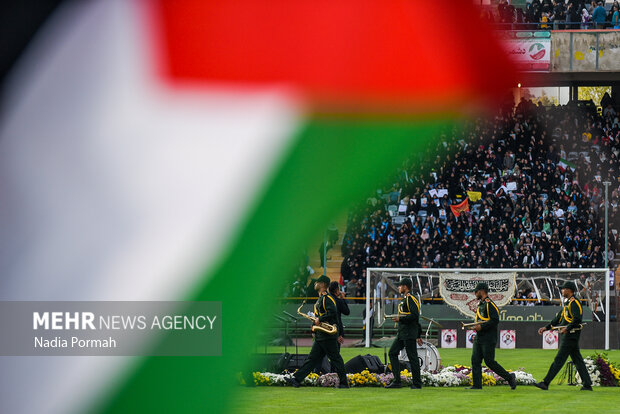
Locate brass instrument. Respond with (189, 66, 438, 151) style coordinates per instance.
(383, 313, 399, 328)
(297, 300, 338, 335)
(460, 320, 488, 330)
(550, 323, 585, 333)
(382, 312, 443, 328)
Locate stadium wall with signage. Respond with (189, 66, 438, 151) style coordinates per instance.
(438, 321, 611, 349)
(551, 31, 620, 72)
(499, 31, 551, 72)
(497, 30, 620, 73)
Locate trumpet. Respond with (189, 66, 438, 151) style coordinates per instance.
(297, 300, 338, 335)
(550, 323, 585, 333)
(460, 320, 488, 330)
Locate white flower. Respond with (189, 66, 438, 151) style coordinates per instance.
(576, 360, 600, 387)
(513, 370, 536, 385)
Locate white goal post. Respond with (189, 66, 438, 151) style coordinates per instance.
(365, 268, 611, 349)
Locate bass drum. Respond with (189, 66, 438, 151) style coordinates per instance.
(398, 340, 441, 371)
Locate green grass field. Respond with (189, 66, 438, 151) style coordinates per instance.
(231, 347, 620, 414)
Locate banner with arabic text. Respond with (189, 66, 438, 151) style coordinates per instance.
(439, 272, 516, 317)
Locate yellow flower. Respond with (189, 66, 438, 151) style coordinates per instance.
(253, 372, 270, 386)
(481, 373, 496, 386)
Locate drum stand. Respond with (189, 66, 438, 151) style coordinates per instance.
(423, 320, 432, 371)
(422, 317, 442, 371)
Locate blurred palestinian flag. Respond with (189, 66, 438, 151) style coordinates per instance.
(0, 0, 514, 413)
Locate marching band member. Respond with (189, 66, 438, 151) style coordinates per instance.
(286, 275, 349, 388)
(468, 282, 517, 390)
(329, 281, 350, 349)
(535, 281, 592, 391)
(386, 279, 423, 389)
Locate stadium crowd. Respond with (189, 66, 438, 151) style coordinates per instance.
(337, 94, 619, 301)
(486, 0, 620, 30)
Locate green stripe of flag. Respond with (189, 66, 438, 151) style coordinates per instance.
(96, 117, 452, 413)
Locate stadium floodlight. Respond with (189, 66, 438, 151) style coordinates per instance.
(365, 268, 610, 348)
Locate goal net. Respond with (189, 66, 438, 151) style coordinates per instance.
(365, 267, 610, 348)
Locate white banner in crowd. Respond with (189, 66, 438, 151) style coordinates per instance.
(429, 189, 449, 198)
(466, 330, 476, 349)
(542, 330, 559, 349)
(499, 330, 516, 349)
(439, 272, 517, 317)
(441, 329, 457, 348)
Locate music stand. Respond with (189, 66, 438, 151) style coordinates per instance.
(273, 314, 289, 353)
(282, 311, 298, 356)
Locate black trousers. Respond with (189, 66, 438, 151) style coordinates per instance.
(294, 339, 347, 385)
(388, 338, 422, 387)
(543, 337, 592, 387)
(329, 341, 341, 373)
(471, 340, 511, 388)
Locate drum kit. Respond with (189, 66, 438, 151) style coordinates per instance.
(398, 340, 441, 371)
(379, 307, 443, 371)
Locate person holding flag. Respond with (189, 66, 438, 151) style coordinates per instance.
(451, 198, 470, 217)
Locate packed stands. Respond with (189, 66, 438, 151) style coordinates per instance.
(338, 97, 619, 302)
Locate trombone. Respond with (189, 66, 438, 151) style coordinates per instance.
(460, 320, 488, 330)
(550, 323, 585, 333)
(381, 312, 399, 328)
(296, 300, 338, 335)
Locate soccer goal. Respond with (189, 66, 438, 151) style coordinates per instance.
(365, 268, 611, 349)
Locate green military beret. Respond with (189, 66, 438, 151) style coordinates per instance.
(474, 282, 489, 293)
(398, 278, 412, 289)
(560, 281, 577, 292)
(317, 275, 331, 286)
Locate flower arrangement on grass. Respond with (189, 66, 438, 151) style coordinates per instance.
(252, 365, 535, 388)
(575, 353, 620, 387)
(252, 372, 290, 386)
(348, 369, 380, 387)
